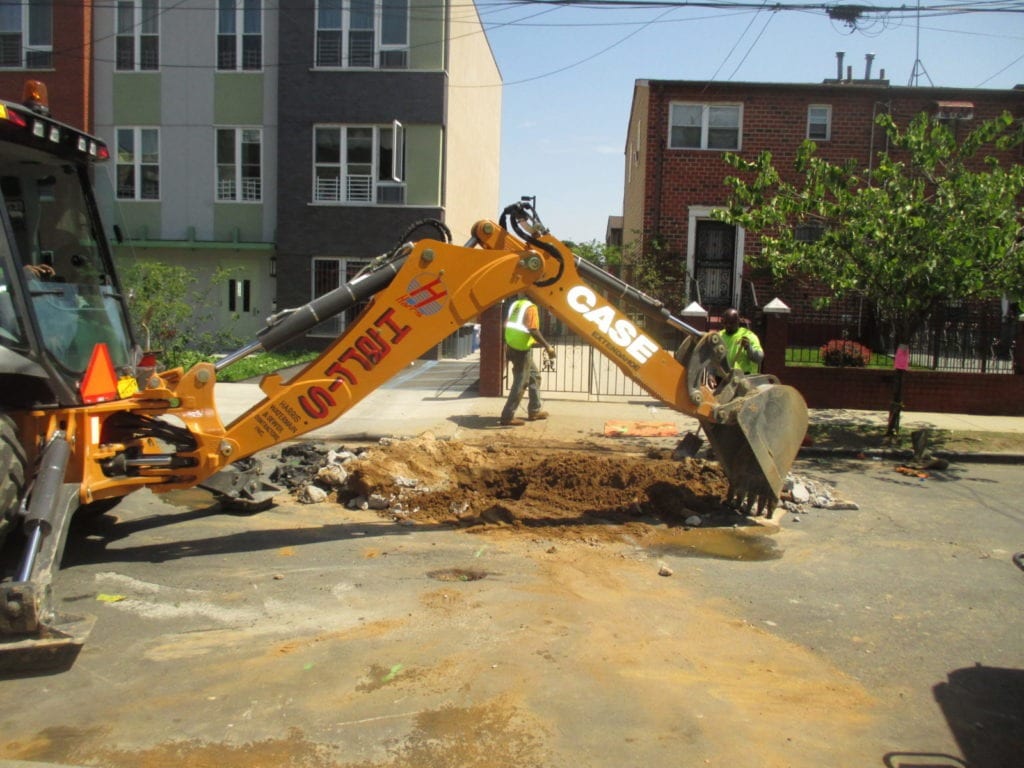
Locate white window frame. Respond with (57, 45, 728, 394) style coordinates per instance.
(217, 0, 262, 72)
(0, 0, 52, 70)
(115, 127, 160, 201)
(115, 0, 159, 71)
(314, 0, 409, 70)
(312, 123, 405, 205)
(668, 102, 742, 151)
(216, 127, 262, 203)
(807, 104, 832, 141)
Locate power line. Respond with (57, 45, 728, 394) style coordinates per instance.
(28, 1, 1024, 89)
(727, 6, 776, 79)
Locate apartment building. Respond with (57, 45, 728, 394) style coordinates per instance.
(0, 1, 92, 129)
(275, 0, 501, 344)
(623, 61, 1023, 318)
(87, 0, 500, 345)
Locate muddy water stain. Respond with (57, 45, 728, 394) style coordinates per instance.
(427, 567, 488, 582)
(162, 487, 220, 509)
(646, 527, 782, 561)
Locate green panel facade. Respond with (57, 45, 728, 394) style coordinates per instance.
(405, 125, 443, 205)
(409, 0, 445, 70)
(115, 202, 162, 241)
(214, 74, 264, 124)
(214, 204, 265, 243)
(112, 74, 161, 124)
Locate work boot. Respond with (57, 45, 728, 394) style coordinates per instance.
(500, 417, 525, 426)
(527, 410, 548, 421)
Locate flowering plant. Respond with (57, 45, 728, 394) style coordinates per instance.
(820, 339, 872, 367)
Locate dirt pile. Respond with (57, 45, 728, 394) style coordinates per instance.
(270, 434, 738, 537)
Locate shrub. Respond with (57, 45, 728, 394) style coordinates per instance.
(118, 260, 241, 370)
(820, 339, 872, 367)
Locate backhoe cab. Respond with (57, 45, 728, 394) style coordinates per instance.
(0, 83, 808, 673)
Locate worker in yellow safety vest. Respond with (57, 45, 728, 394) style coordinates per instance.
(720, 307, 764, 374)
(500, 295, 556, 426)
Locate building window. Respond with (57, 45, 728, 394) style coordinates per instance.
(218, 0, 261, 71)
(228, 278, 251, 313)
(807, 105, 831, 141)
(935, 100, 975, 122)
(216, 128, 262, 202)
(313, 123, 405, 204)
(116, 127, 160, 200)
(0, 0, 52, 69)
(315, 0, 409, 69)
(310, 257, 371, 336)
(669, 103, 741, 150)
(116, 0, 159, 71)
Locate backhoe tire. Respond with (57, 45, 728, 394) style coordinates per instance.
(0, 414, 28, 546)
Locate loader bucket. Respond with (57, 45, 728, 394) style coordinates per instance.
(700, 382, 808, 517)
(0, 613, 95, 677)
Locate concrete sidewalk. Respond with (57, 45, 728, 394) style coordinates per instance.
(212, 359, 1024, 449)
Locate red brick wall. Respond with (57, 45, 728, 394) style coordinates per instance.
(778, 366, 1024, 416)
(761, 313, 1024, 416)
(0, 5, 89, 130)
(478, 304, 504, 396)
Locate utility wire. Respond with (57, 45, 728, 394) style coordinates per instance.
(488, 5, 679, 85)
(30, 1, 1024, 88)
(975, 48, 1024, 85)
(727, 6, 776, 79)
(704, 0, 768, 84)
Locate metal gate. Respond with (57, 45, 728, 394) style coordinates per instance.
(502, 331, 650, 399)
(497, 300, 688, 399)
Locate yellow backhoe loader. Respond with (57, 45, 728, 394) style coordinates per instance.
(0, 83, 807, 672)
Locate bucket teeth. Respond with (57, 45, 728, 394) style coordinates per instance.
(701, 382, 807, 521)
(726, 485, 777, 518)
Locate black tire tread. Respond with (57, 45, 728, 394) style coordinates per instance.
(0, 413, 28, 534)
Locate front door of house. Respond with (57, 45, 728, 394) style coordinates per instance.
(694, 219, 735, 313)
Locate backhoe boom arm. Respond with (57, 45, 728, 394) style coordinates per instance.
(1, 204, 807, 665)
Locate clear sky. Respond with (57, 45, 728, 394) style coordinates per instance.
(472, 1, 1024, 244)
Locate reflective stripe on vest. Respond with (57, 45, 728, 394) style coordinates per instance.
(504, 299, 535, 351)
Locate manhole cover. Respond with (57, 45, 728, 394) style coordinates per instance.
(427, 568, 487, 582)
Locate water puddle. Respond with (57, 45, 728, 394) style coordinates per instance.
(162, 487, 218, 509)
(645, 527, 782, 561)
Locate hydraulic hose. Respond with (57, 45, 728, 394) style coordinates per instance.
(573, 257, 703, 338)
(255, 256, 406, 352)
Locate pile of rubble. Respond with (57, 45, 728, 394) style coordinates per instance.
(269, 443, 364, 505)
(779, 474, 860, 518)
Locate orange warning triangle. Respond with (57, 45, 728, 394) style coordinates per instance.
(81, 343, 119, 403)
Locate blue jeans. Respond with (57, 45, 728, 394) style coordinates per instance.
(501, 347, 543, 420)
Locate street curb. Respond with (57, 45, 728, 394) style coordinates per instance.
(798, 447, 1024, 465)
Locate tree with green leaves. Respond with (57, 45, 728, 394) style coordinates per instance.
(714, 111, 1024, 344)
(118, 259, 241, 369)
(566, 239, 622, 273)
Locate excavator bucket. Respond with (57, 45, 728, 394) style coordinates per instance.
(700, 382, 808, 517)
(0, 614, 96, 677)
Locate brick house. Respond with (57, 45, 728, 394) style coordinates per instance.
(616, 65, 1024, 415)
(0, 0, 91, 129)
(621, 67, 1024, 321)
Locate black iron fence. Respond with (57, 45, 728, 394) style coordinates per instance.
(782, 299, 1018, 374)
(498, 296, 1020, 399)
